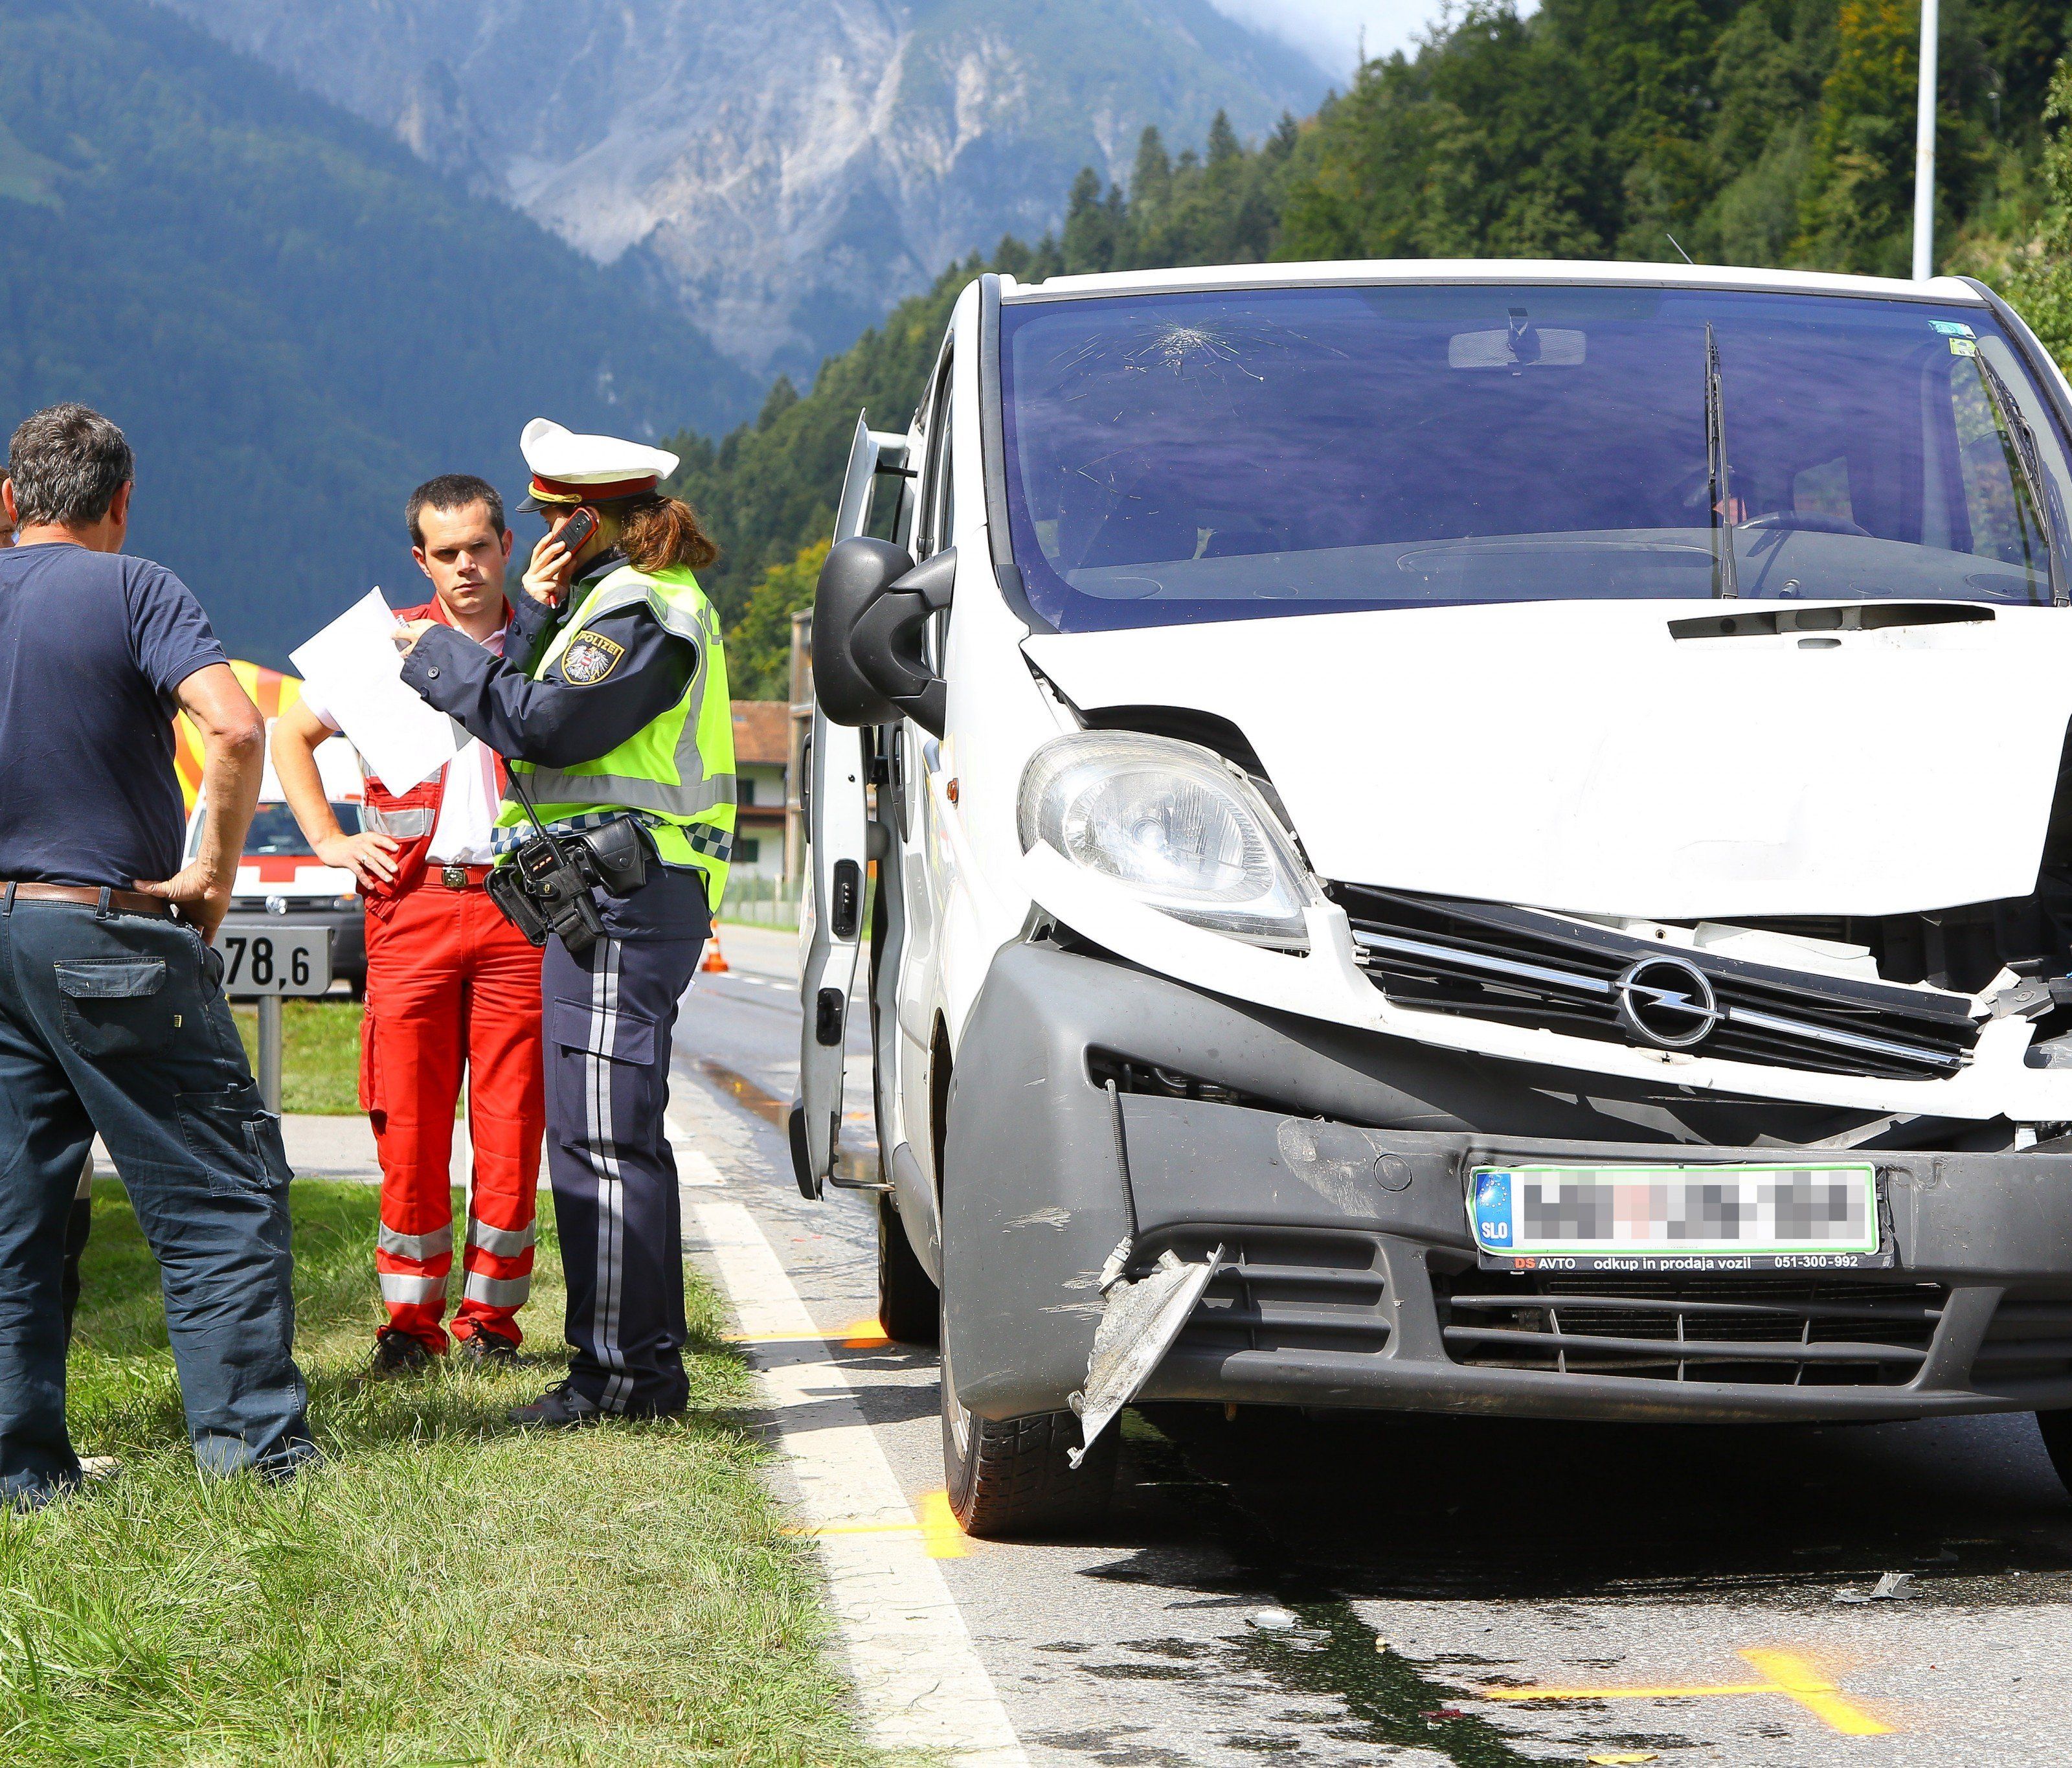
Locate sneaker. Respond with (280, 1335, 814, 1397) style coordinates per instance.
(456, 1330, 520, 1369)
(363, 1332, 436, 1381)
(76, 1455, 121, 1484)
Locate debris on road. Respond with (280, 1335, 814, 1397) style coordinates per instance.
(1247, 1608, 1299, 1631)
(1588, 1754, 1660, 1765)
(1834, 1570, 1920, 1603)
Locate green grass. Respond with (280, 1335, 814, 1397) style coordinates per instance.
(0, 1181, 881, 1767)
(231, 999, 363, 1115)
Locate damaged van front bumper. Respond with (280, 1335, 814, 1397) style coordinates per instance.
(941, 944, 2072, 1429)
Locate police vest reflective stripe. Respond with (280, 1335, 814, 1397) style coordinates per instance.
(496, 563, 736, 906)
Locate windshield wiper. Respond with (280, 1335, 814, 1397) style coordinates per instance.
(1706, 322, 1739, 599)
(1975, 353, 2070, 607)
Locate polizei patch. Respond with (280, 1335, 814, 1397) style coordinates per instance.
(559, 629, 626, 685)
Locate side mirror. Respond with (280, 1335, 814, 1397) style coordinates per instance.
(851, 549, 955, 737)
(813, 536, 912, 726)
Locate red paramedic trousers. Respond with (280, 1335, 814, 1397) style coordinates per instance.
(362, 876, 546, 1350)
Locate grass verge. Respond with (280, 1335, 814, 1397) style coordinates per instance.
(231, 998, 363, 1114)
(0, 1180, 878, 1767)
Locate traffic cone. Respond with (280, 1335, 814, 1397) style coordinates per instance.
(701, 924, 729, 974)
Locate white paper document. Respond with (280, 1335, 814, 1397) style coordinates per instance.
(289, 588, 462, 793)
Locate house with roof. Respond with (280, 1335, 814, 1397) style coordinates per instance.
(729, 701, 790, 881)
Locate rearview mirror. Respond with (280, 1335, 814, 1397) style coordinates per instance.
(813, 536, 912, 726)
(812, 538, 956, 736)
(851, 548, 955, 737)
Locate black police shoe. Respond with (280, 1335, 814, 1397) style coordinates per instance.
(455, 1329, 520, 1369)
(363, 1332, 435, 1381)
(506, 1379, 686, 1427)
(506, 1379, 605, 1427)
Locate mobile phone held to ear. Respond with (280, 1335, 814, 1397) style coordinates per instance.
(554, 505, 600, 555)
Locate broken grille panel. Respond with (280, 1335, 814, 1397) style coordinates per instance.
(1432, 1269, 1946, 1386)
(1334, 884, 1980, 1081)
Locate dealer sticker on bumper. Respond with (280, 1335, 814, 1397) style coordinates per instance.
(1469, 1162, 1888, 1271)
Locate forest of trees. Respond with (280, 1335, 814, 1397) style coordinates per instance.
(673, 0, 2072, 696)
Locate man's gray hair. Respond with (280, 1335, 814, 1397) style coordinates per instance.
(6, 404, 135, 528)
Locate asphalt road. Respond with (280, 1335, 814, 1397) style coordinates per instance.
(674, 925, 2072, 1767)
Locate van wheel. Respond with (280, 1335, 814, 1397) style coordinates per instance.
(877, 1192, 939, 1345)
(941, 1317, 1116, 1539)
(2038, 1410, 2072, 1495)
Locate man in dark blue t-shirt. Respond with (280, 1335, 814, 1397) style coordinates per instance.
(0, 404, 316, 1505)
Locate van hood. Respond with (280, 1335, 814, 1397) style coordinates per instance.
(1022, 600, 2072, 920)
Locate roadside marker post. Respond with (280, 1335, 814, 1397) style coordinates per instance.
(212, 921, 333, 1111)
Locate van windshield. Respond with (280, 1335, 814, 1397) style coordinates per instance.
(997, 284, 2072, 631)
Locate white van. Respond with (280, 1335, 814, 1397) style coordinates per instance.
(793, 260, 2072, 1537)
(185, 723, 366, 993)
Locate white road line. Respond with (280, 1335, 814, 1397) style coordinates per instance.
(667, 1118, 727, 1188)
(681, 1186, 1027, 1767)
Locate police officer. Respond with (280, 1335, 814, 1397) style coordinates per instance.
(398, 419, 734, 1425)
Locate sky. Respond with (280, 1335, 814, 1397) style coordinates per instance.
(1207, 0, 1463, 75)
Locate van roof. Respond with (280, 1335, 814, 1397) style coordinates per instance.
(997, 259, 1990, 308)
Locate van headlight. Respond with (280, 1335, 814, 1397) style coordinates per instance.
(1017, 732, 1316, 949)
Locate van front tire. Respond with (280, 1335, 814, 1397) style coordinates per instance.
(941, 1316, 1116, 1538)
(876, 1191, 940, 1345)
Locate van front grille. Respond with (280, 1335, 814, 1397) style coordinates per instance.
(1334, 884, 1979, 1081)
(1432, 1269, 1947, 1385)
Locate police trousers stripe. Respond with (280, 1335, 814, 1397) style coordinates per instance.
(464, 1217, 535, 1259)
(587, 938, 631, 1410)
(462, 1271, 532, 1308)
(379, 1271, 447, 1305)
(379, 1223, 454, 1262)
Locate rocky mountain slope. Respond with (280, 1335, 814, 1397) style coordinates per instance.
(148, 0, 1327, 379)
(3, 0, 758, 666)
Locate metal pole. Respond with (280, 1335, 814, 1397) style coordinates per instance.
(258, 993, 283, 1113)
(1912, 0, 1939, 280)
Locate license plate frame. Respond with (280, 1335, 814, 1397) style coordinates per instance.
(1467, 1161, 1891, 1273)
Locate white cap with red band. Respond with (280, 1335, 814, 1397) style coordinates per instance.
(519, 417, 681, 510)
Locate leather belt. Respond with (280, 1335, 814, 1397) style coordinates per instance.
(433, 864, 495, 890)
(1, 881, 179, 920)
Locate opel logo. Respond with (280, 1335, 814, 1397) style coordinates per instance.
(1614, 954, 1724, 1050)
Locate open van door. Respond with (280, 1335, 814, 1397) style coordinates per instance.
(789, 414, 908, 1197)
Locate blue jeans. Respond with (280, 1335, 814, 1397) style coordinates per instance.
(0, 896, 316, 1503)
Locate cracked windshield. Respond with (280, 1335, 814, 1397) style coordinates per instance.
(1001, 284, 2072, 629)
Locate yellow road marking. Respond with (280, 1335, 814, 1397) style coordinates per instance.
(1739, 1648, 1894, 1736)
(1480, 1648, 1893, 1738)
(783, 1488, 971, 1559)
(725, 1315, 892, 1350)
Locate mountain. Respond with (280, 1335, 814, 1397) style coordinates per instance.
(0, 0, 758, 668)
(692, 0, 2072, 692)
(146, 0, 1330, 381)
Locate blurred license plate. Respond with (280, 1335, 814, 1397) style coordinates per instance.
(1469, 1162, 1886, 1271)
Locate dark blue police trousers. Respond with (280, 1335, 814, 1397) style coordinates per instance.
(0, 897, 316, 1504)
(540, 870, 708, 1414)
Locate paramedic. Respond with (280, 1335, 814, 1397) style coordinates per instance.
(273, 475, 548, 1376)
(398, 420, 734, 1425)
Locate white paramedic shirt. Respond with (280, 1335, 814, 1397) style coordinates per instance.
(301, 626, 505, 865)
